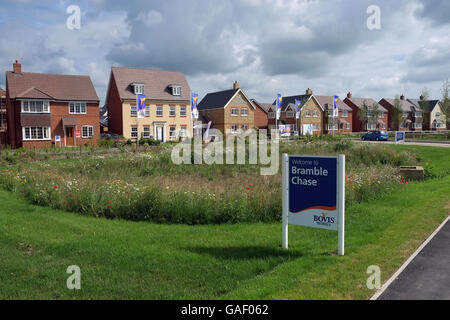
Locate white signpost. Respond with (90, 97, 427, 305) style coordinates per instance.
(282, 153, 345, 255)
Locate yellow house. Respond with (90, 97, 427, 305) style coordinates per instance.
(105, 67, 192, 141)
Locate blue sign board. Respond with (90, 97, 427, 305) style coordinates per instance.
(395, 131, 405, 144)
(287, 155, 338, 230)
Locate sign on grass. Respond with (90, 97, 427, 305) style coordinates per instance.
(282, 154, 345, 255)
(395, 131, 405, 144)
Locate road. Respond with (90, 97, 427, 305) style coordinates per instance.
(377, 218, 450, 300)
(354, 140, 450, 148)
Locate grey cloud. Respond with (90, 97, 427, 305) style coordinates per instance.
(414, 0, 450, 25)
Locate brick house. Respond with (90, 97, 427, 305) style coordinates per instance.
(343, 93, 388, 132)
(268, 88, 325, 135)
(250, 99, 270, 130)
(105, 67, 192, 142)
(0, 88, 6, 132)
(407, 97, 446, 131)
(379, 95, 421, 131)
(6, 60, 100, 148)
(197, 81, 256, 135)
(314, 95, 353, 134)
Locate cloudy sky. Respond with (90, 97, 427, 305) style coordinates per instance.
(0, 0, 449, 105)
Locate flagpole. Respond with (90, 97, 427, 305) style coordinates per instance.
(136, 94, 139, 142)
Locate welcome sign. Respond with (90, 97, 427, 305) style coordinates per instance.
(288, 156, 338, 230)
(282, 154, 345, 255)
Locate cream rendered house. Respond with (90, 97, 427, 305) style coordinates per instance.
(105, 67, 192, 142)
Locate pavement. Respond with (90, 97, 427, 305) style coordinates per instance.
(355, 140, 450, 148)
(377, 217, 450, 300)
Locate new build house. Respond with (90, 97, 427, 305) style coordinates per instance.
(197, 81, 256, 135)
(344, 93, 388, 132)
(379, 95, 421, 131)
(407, 98, 446, 131)
(105, 67, 192, 142)
(5, 60, 100, 148)
(315, 95, 353, 133)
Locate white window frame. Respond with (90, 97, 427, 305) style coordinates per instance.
(22, 126, 51, 141)
(134, 84, 144, 95)
(21, 100, 50, 113)
(180, 126, 187, 138)
(379, 111, 384, 118)
(313, 110, 318, 118)
(145, 105, 150, 117)
(69, 102, 87, 115)
(402, 111, 408, 118)
(130, 105, 137, 117)
(305, 110, 311, 117)
(241, 108, 248, 117)
(414, 112, 422, 118)
(268, 111, 275, 119)
(142, 126, 150, 138)
(131, 126, 138, 139)
(231, 124, 238, 133)
(342, 110, 348, 117)
(414, 122, 422, 129)
(169, 106, 176, 117)
(169, 126, 176, 139)
(312, 123, 319, 131)
(346, 123, 350, 130)
(241, 124, 248, 131)
(172, 86, 181, 96)
(156, 106, 163, 117)
(231, 108, 238, 116)
(180, 106, 187, 117)
(81, 125, 94, 138)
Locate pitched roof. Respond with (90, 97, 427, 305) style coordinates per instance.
(273, 94, 313, 111)
(314, 95, 352, 111)
(197, 89, 238, 110)
(251, 99, 272, 113)
(346, 97, 387, 112)
(6, 71, 99, 101)
(408, 99, 440, 112)
(111, 67, 190, 101)
(380, 98, 414, 112)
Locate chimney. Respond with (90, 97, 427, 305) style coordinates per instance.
(233, 81, 240, 90)
(13, 60, 22, 74)
(306, 88, 313, 95)
(400, 94, 405, 100)
(419, 95, 424, 101)
(347, 92, 352, 99)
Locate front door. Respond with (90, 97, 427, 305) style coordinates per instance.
(156, 126, 164, 142)
(65, 126, 74, 146)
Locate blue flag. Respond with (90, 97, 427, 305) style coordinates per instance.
(137, 94, 146, 118)
(333, 95, 339, 117)
(191, 93, 199, 119)
(276, 94, 282, 120)
(295, 99, 302, 119)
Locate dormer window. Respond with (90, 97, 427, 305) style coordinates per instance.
(133, 83, 144, 95)
(170, 85, 181, 96)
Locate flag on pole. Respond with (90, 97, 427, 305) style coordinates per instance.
(295, 99, 302, 119)
(137, 94, 146, 118)
(276, 94, 282, 120)
(204, 121, 212, 142)
(191, 93, 199, 119)
(333, 95, 339, 117)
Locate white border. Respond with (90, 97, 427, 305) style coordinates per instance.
(370, 214, 450, 300)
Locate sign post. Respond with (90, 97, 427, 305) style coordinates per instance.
(282, 153, 345, 255)
(395, 131, 405, 144)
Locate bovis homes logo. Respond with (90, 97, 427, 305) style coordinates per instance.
(313, 212, 336, 227)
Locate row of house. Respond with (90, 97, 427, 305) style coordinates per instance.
(2, 60, 447, 148)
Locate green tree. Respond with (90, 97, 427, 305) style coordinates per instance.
(441, 79, 450, 129)
(391, 95, 403, 131)
(418, 87, 430, 130)
(357, 100, 369, 130)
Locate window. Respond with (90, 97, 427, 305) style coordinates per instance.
(313, 110, 319, 117)
(69, 102, 86, 114)
(312, 124, 319, 131)
(172, 86, 181, 96)
(241, 108, 248, 116)
(180, 125, 187, 137)
(368, 123, 377, 130)
(130, 105, 137, 117)
(23, 126, 50, 140)
(268, 111, 275, 119)
(379, 112, 384, 118)
(145, 105, 150, 117)
(231, 108, 238, 116)
(134, 84, 144, 95)
(22, 100, 50, 113)
(81, 126, 94, 138)
(131, 126, 138, 139)
(156, 106, 163, 117)
(402, 111, 408, 118)
(414, 122, 422, 129)
(286, 109, 294, 118)
(142, 126, 150, 138)
(346, 123, 350, 130)
(381, 123, 386, 129)
(241, 124, 248, 131)
(169, 126, 176, 139)
(342, 111, 348, 117)
(169, 106, 176, 117)
(231, 124, 238, 133)
(436, 112, 441, 117)
(305, 110, 311, 117)
(180, 106, 187, 117)
(414, 112, 422, 118)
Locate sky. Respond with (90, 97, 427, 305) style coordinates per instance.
(0, 0, 449, 106)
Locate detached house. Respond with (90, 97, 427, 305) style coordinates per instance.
(314, 95, 353, 133)
(268, 88, 324, 135)
(6, 60, 100, 148)
(250, 99, 270, 130)
(105, 67, 192, 142)
(344, 93, 388, 132)
(197, 81, 256, 135)
(408, 97, 446, 131)
(379, 95, 421, 131)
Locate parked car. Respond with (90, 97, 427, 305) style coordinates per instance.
(361, 130, 389, 141)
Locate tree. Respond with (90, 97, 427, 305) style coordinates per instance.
(418, 87, 430, 130)
(441, 79, 450, 129)
(369, 102, 380, 129)
(391, 95, 403, 131)
(357, 100, 369, 130)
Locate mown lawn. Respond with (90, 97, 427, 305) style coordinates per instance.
(0, 145, 449, 299)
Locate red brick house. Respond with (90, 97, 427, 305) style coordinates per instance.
(0, 88, 6, 132)
(6, 60, 100, 148)
(250, 99, 270, 130)
(314, 95, 353, 134)
(343, 93, 388, 132)
(379, 95, 422, 131)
